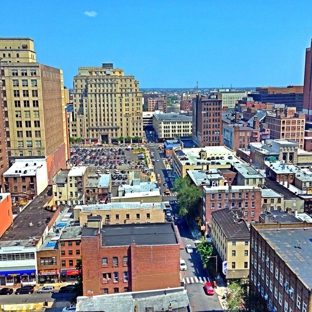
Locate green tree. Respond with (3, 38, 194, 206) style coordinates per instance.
(125, 136, 131, 142)
(69, 137, 75, 144)
(224, 280, 245, 312)
(133, 136, 140, 143)
(117, 136, 123, 142)
(173, 176, 201, 218)
(196, 238, 213, 268)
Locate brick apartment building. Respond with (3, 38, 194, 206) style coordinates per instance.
(202, 185, 262, 226)
(250, 222, 312, 312)
(192, 95, 222, 147)
(81, 222, 180, 295)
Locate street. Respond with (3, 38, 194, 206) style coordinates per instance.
(146, 142, 223, 312)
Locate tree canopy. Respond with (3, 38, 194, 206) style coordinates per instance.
(173, 176, 201, 218)
(224, 280, 245, 312)
(196, 238, 213, 268)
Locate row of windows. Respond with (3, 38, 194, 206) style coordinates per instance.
(211, 201, 256, 209)
(211, 192, 255, 200)
(40, 257, 56, 265)
(61, 259, 79, 267)
(61, 250, 80, 256)
(12, 79, 37, 87)
(102, 256, 128, 267)
(60, 240, 80, 247)
(12, 90, 38, 97)
(0, 253, 35, 261)
(102, 287, 128, 294)
(17, 140, 41, 147)
(15, 100, 39, 107)
(251, 271, 307, 312)
(17, 130, 41, 138)
(16, 120, 40, 127)
(102, 271, 128, 283)
(11, 69, 37, 76)
(15, 110, 40, 118)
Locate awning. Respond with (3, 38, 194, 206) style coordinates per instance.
(0, 269, 36, 277)
(66, 269, 80, 276)
(39, 269, 59, 276)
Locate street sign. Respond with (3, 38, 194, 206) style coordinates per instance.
(222, 261, 228, 275)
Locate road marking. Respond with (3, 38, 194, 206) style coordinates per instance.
(194, 276, 199, 283)
(186, 277, 190, 284)
(203, 277, 207, 282)
(190, 277, 194, 283)
(184, 276, 210, 284)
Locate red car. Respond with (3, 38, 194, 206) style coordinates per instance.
(204, 282, 214, 295)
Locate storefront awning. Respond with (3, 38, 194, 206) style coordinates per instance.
(66, 269, 80, 276)
(39, 269, 59, 275)
(0, 269, 36, 277)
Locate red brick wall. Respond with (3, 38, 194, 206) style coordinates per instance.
(130, 243, 180, 291)
(81, 235, 181, 295)
(0, 194, 12, 237)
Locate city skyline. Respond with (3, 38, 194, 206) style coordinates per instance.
(2, 1, 312, 88)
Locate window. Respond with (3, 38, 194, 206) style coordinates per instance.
(35, 140, 41, 147)
(24, 100, 30, 107)
(32, 90, 38, 97)
(34, 120, 40, 127)
(136, 213, 140, 220)
(60, 241, 65, 246)
(33, 110, 39, 118)
(14, 100, 21, 107)
(69, 260, 73, 266)
(68, 250, 73, 255)
(22, 79, 28, 87)
(33, 100, 39, 107)
(17, 131, 23, 138)
(30, 69, 36, 76)
(270, 280, 273, 292)
(275, 267, 278, 280)
(279, 292, 282, 306)
(279, 273, 283, 286)
(14, 90, 20, 97)
(21, 69, 27, 76)
(61, 250, 65, 256)
(76, 250, 80, 255)
(113, 257, 118, 267)
(62, 260, 66, 266)
(232, 250, 236, 256)
(24, 111, 30, 118)
(211, 203, 215, 209)
(31, 79, 37, 87)
(102, 257, 108, 266)
(115, 214, 119, 220)
(270, 261, 273, 273)
(12, 79, 19, 87)
(26, 131, 32, 137)
(103, 288, 108, 294)
(35, 130, 41, 137)
(68, 241, 72, 246)
(102, 272, 111, 281)
(124, 287, 129, 292)
(15, 111, 21, 118)
(266, 275, 269, 286)
(244, 262, 248, 269)
(296, 295, 301, 309)
(244, 250, 248, 256)
(16, 121, 22, 128)
(123, 256, 128, 266)
(23, 90, 29, 97)
(114, 288, 119, 293)
(147, 213, 150, 219)
(113, 272, 118, 283)
(123, 271, 128, 282)
(302, 302, 307, 312)
(12, 69, 18, 76)
(245, 241, 248, 246)
(211, 194, 215, 199)
(232, 262, 236, 269)
(232, 241, 236, 246)
(40, 257, 57, 265)
(274, 287, 278, 299)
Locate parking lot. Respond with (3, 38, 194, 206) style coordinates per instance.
(69, 146, 152, 191)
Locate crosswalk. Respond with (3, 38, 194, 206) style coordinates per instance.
(182, 276, 210, 284)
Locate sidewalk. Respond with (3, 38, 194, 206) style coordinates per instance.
(214, 276, 228, 311)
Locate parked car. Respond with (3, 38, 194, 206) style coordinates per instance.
(0, 287, 13, 295)
(59, 285, 76, 293)
(186, 244, 193, 254)
(180, 259, 187, 271)
(37, 286, 55, 293)
(62, 304, 76, 312)
(15, 286, 34, 295)
(204, 282, 214, 295)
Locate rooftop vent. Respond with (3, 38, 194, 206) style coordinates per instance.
(29, 222, 33, 227)
(25, 163, 28, 167)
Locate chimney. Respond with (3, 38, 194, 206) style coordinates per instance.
(235, 112, 240, 123)
(253, 116, 260, 130)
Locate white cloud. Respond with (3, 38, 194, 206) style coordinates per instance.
(84, 11, 98, 17)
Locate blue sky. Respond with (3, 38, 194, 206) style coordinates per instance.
(2, 1, 312, 88)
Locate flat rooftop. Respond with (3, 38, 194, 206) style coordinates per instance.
(265, 177, 300, 200)
(203, 185, 261, 194)
(259, 210, 301, 224)
(76, 287, 189, 312)
(82, 223, 178, 247)
(4, 159, 46, 177)
(261, 189, 283, 198)
(76, 202, 165, 213)
(154, 113, 192, 122)
(0, 186, 55, 247)
(233, 163, 263, 179)
(258, 227, 312, 289)
(60, 225, 83, 241)
(187, 169, 225, 186)
(68, 166, 87, 177)
(53, 170, 69, 184)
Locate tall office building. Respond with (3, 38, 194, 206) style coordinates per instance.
(303, 40, 312, 121)
(0, 38, 68, 184)
(70, 63, 143, 144)
(192, 95, 222, 147)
